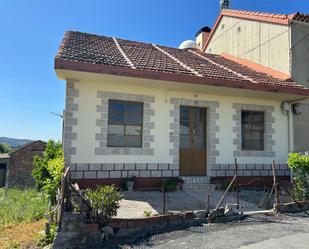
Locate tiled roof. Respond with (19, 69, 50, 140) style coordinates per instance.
(55, 31, 309, 96)
(292, 12, 309, 23)
(222, 9, 290, 22)
(219, 9, 309, 25)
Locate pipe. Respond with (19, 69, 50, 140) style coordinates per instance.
(283, 97, 309, 182)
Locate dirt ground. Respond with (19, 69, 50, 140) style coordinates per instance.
(0, 220, 45, 249)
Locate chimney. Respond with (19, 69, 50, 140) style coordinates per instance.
(195, 26, 211, 51)
(220, 0, 231, 11)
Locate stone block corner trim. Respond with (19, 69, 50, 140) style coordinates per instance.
(95, 91, 155, 155)
(63, 79, 79, 165)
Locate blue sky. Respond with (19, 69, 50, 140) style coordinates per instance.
(0, 0, 308, 141)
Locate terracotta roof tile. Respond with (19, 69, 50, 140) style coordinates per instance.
(221, 9, 290, 22)
(292, 12, 309, 23)
(55, 31, 309, 95)
(117, 38, 193, 75)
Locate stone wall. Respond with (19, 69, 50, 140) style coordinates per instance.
(6, 141, 46, 188)
(53, 211, 205, 248)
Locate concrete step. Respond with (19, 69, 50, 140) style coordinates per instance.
(181, 176, 210, 184)
(184, 184, 210, 188)
(181, 176, 211, 191)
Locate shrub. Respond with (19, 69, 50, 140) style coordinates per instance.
(287, 153, 309, 200)
(164, 179, 177, 192)
(0, 188, 48, 228)
(32, 139, 64, 203)
(0, 143, 10, 153)
(37, 223, 57, 247)
(42, 157, 65, 203)
(84, 185, 123, 225)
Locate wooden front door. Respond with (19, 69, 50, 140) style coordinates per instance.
(179, 106, 207, 176)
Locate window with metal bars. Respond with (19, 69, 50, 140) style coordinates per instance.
(241, 111, 265, 151)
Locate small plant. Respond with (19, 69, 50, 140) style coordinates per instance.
(143, 210, 152, 217)
(287, 153, 309, 200)
(37, 223, 57, 247)
(120, 180, 129, 191)
(84, 185, 123, 225)
(164, 179, 177, 192)
(122, 176, 136, 191)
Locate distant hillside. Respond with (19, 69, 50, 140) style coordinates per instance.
(0, 137, 33, 148)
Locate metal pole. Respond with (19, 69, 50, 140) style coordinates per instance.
(162, 178, 166, 214)
(272, 160, 280, 210)
(235, 158, 240, 210)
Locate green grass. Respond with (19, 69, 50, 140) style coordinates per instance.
(0, 188, 48, 228)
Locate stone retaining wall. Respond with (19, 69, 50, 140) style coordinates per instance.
(53, 211, 205, 248)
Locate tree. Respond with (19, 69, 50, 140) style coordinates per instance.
(32, 139, 64, 203)
(0, 143, 10, 153)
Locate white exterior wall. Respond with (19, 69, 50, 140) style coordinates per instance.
(206, 16, 291, 74)
(62, 73, 292, 179)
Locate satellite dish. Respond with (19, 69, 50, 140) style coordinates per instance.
(179, 40, 196, 49)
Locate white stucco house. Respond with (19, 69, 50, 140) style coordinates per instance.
(55, 25, 309, 188)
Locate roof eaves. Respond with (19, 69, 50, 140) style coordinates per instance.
(55, 58, 309, 97)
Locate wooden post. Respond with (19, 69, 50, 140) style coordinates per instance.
(216, 175, 237, 210)
(162, 178, 166, 214)
(206, 194, 210, 213)
(235, 158, 240, 210)
(272, 160, 280, 210)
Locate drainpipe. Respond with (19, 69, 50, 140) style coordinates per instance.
(288, 105, 294, 153)
(285, 97, 309, 152)
(283, 97, 309, 182)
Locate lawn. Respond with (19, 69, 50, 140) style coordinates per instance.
(0, 188, 48, 248)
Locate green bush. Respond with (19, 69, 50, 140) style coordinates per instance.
(37, 223, 57, 247)
(0, 143, 10, 153)
(32, 139, 64, 203)
(84, 185, 123, 225)
(0, 188, 48, 228)
(164, 179, 177, 192)
(287, 153, 309, 200)
(42, 156, 65, 203)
